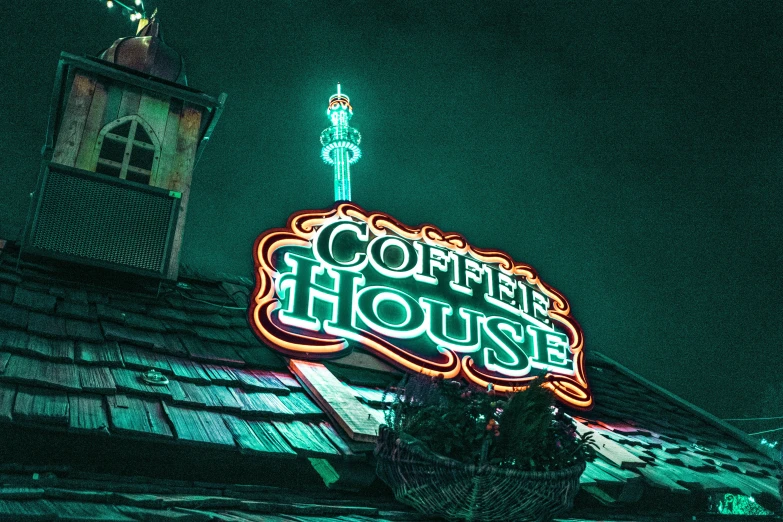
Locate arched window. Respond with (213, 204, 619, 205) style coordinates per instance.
(95, 116, 160, 185)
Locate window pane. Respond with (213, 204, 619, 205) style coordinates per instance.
(100, 138, 127, 163)
(112, 121, 132, 138)
(134, 127, 153, 145)
(126, 171, 150, 184)
(129, 146, 154, 171)
(95, 162, 121, 178)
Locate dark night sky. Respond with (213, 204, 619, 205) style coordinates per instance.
(1, 1, 781, 421)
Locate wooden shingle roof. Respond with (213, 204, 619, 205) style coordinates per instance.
(0, 249, 780, 520)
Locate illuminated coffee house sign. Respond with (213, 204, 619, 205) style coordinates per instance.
(250, 203, 592, 409)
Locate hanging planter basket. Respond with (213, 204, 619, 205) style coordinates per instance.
(375, 426, 585, 522)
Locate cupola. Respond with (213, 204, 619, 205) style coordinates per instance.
(24, 18, 226, 280)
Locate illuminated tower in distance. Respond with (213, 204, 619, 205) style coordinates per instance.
(320, 84, 361, 201)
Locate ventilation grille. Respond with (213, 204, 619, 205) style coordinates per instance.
(29, 165, 179, 276)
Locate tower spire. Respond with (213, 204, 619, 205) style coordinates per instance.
(320, 85, 361, 201)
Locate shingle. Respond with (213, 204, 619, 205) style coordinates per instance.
(0, 499, 55, 519)
(64, 289, 89, 304)
(0, 269, 22, 284)
(109, 298, 148, 314)
(69, 394, 110, 433)
(163, 404, 235, 447)
(190, 314, 231, 329)
(168, 357, 210, 384)
(0, 352, 10, 374)
(192, 326, 239, 345)
(148, 306, 192, 324)
(234, 369, 289, 394)
(272, 421, 339, 455)
(271, 371, 302, 389)
(86, 292, 110, 304)
(201, 365, 238, 385)
(203, 386, 243, 411)
(180, 336, 244, 366)
(76, 341, 124, 367)
(25, 335, 74, 362)
(319, 421, 354, 455)
(96, 304, 128, 323)
(123, 313, 166, 333)
(0, 283, 16, 302)
(27, 313, 68, 339)
(56, 301, 95, 320)
(78, 366, 116, 394)
(111, 368, 172, 398)
(174, 382, 210, 407)
(65, 319, 104, 343)
(47, 500, 136, 521)
(2, 330, 29, 351)
(106, 394, 172, 438)
(13, 386, 70, 426)
(12, 287, 57, 313)
(0, 383, 15, 422)
(101, 322, 166, 349)
(234, 346, 286, 371)
(277, 392, 322, 417)
(2, 355, 80, 391)
(0, 302, 29, 329)
(166, 297, 217, 313)
(120, 345, 172, 373)
(223, 416, 296, 456)
(158, 335, 188, 357)
(232, 389, 292, 417)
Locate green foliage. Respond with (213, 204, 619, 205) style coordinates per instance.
(384, 375, 595, 472)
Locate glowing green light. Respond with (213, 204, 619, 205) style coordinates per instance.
(320, 84, 361, 202)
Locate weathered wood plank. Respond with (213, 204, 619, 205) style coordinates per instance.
(164, 103, 202, 280)
(52, 73, 96, 166)
(201, 364, 238, 385)
(2, 355, 81, 391)
(100, 83, 124, 129)
(232, 389, 291, 417)
(13, 386, 69, 425)
(0, 383, 16, 422)
(0, 352, 10, 374)
(136, 93, 169, 145)
(163, 404, 234, 446)
(223, 417, 296, 457)
(106, 394, 172, 437)
(289, 360, 379, 442)
(26, 335, 74, 362)
(277, 392, 322, 417)
(120, 345, 172, 373)
(27, 313, 68, 339)
(154, 99, 182, 187)
(76, 341, 123, 367)
(235, 369, 289, 395)
(69, 394, 109, 433)
(117, 87, 142, 119)
(65, 319, 104, 343)
(75, 80, 108, 171)
(78, 366, 116, 394)
(110, 367, 172, 398)
(168, 358, 211, 384)
(272, 420, 340, 456)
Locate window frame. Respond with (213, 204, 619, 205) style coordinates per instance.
(94, 115, 160, 185)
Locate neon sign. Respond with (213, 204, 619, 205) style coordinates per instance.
(250, 203, 592, 409)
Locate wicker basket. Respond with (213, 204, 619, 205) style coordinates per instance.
(374, 426, 585, 522)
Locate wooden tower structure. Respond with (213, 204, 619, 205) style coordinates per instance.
(25, 18, 226, 280)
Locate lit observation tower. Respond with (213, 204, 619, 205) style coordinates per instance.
(320, 84, 361, 202)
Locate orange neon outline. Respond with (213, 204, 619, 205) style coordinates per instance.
(249, 202, 592, 410)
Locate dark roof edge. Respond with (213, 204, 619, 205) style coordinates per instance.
(595, 352, 779, 462)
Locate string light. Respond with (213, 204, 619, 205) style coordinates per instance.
(98, 0, 147, 24)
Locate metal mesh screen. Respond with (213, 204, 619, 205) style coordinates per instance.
(30, 168, 176, 274)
